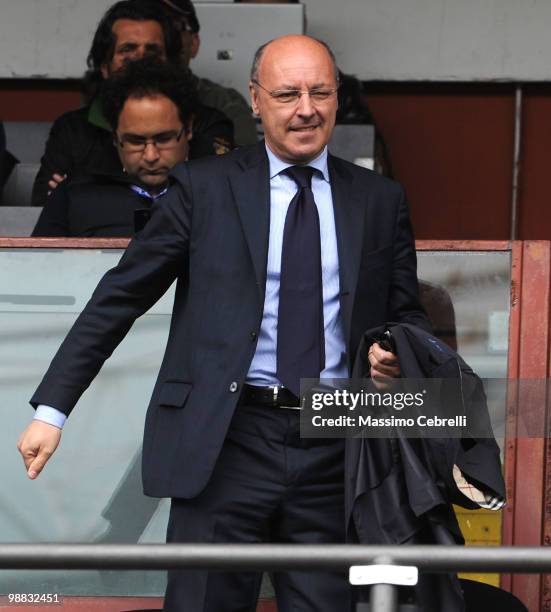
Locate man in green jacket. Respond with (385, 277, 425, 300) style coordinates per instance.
(159, 0, 258, 147)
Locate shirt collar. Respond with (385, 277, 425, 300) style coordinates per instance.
(130, 184, 169, 201)
(265, 143, 330, 182)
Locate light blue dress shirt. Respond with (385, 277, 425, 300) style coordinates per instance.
(245, 144, 347, 386)
(34, 144, 347, 429)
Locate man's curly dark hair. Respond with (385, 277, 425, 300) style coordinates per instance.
(101, 56, 198, 131)
(84, 0, 182, 100)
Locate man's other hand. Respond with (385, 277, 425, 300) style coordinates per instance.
(47, 173, 67, 195)
(17, 421, 61, 479)
(368, 341, 400, 389)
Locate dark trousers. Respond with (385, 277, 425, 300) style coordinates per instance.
(164, 403, 350, 612)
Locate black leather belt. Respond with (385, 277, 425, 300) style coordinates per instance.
(240, 384, 301, 409)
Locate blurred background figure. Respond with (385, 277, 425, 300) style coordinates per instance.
(0, 122, 5, 200)
(0, 121, 19, 202)
(33, 58, 196, 237)
(335, 70, 393, 176)
(158, 0, 258, 147)
(31, 0, 233, 206)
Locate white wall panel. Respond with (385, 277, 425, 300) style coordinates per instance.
(1, 0, 551, 81)
(1, 0, 113, 78)
(304, 0, 551, 81)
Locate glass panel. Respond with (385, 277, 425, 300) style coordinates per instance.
(417, 249, 511, 586)
(417, 251, 511, 378)
(0, 248, 173, 596)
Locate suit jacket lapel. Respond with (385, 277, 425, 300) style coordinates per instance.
(229, 143, 271, 303)
(329, 155, 366, 351)
(228, 148, 366, 343)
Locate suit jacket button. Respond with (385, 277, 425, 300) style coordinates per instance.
(250, 331, 257, 341)
(229, 381, 239, 393)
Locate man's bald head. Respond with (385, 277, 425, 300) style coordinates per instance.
(250, 35, 339, 84)
(249, 35, 340, 165)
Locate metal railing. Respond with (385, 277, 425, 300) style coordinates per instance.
(0, 543, 544, 611)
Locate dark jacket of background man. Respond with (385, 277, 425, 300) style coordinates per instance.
(32, 175, 158, 237)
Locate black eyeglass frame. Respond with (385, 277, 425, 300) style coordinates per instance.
(116, 125, 187, 152)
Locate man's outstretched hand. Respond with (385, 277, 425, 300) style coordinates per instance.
(17, 421, 61, 479)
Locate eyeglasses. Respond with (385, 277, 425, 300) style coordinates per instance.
(117, 126, 186, 152)
(251, 79, 338, 105)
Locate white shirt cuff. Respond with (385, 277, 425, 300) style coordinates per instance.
(34, 405, 67, 429)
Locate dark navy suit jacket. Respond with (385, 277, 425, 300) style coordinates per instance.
(31, 142, 427, 499)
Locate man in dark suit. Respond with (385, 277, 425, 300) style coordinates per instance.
(18, 35, 427, 611)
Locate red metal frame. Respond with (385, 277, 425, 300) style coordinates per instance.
(501, 241, 523, 593)
(0, 238, 514, 250)
(499, 241, 550, 612)
(416, 240, 511, 251)
(0, 237, 129, 249)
